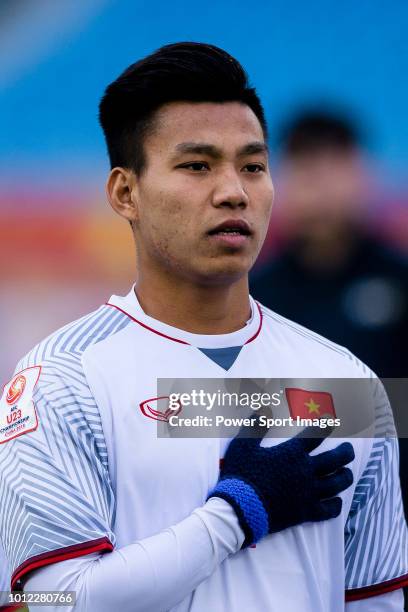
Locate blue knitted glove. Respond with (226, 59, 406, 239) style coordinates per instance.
(208, 429, 354, 547)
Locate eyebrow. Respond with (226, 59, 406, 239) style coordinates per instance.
(238, 141, 269, 156)
(174, 141, 269, 159)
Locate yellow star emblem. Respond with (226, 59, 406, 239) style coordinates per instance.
(305, 398, 320, 414)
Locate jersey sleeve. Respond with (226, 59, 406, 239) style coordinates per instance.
(0, 356, 116, 590)
(345, 379, 408, 600)
(0, 543, 11, 608)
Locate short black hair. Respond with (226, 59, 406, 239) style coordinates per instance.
(279, 109, 361, 157)
(99, 42, 266, 174)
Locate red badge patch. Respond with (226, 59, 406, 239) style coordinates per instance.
(0, 366, 41, 443)
(285, 388, 336, 420)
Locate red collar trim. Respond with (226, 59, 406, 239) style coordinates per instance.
(106, 302, 190, 345)
(244, 302, 263, 345)
(106, 300, 263, 346)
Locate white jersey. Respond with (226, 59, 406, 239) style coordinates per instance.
(0, 544, 10, 606)
(0, 287, 407, 611)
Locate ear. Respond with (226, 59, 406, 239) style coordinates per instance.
(106, 167, 139, 223)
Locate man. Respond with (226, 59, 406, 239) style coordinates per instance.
(0, 43, 406, 611)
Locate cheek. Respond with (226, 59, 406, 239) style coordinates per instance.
(140, 189, 191, 251)
(258, 181, 275, 219)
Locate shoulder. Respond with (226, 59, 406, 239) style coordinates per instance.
(0, 303, 132, 463)
(15, 303, 132, 377)
(1, 303, 132, 444)
(256, 300, 370, 375)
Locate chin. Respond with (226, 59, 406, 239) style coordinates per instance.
(195, 257, 252, 286)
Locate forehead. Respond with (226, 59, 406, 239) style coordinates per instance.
(146, 101, 265, 152)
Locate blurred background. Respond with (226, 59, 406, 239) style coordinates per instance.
(1, 0, 407, 380)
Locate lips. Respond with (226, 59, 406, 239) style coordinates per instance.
(207, 219, 252, 236)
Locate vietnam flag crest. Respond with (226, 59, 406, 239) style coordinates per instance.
(285, 388, 336, 420)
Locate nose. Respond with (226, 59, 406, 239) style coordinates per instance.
(212, 168, 249, 209)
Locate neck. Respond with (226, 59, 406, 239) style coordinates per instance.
(295, 223, 358, 272)
(134, 269, 251, 335)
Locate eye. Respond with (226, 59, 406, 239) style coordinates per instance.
(177, 162, 210, 172)
(243, 163, 265, 173)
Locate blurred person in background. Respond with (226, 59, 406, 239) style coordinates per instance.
(251, 110, 408, 379)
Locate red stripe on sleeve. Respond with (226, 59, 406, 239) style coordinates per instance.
(345, 573, 408, 601)
(11, 537, 113, 590)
